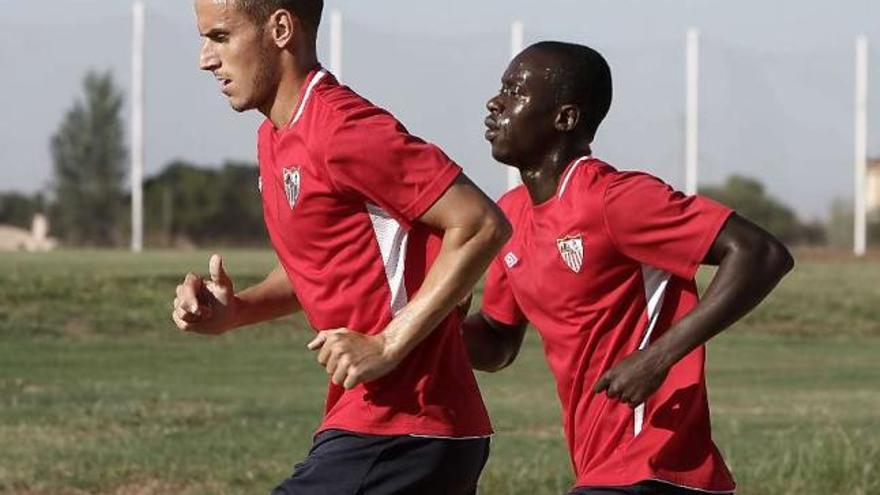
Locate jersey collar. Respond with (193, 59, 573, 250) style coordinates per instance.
(286, 67, 328, 129)
(557, 155, 592, 200)
(529, 155, 592, 213)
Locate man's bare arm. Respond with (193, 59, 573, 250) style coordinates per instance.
(308, 175, 512, 389)
(594, 214, 794, 406)
(172, 255, 301, 335)
(462, 312, 528, 372)
(229, 263, 301, 329)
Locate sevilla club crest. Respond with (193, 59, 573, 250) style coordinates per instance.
(282, 167, 301, 209)
(557, 235, 584, 273)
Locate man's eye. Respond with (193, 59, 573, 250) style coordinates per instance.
(501, 85, 522, 97)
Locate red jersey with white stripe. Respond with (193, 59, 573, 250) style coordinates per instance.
(482, 157, 736, 492)
(258, 69, 491, 438)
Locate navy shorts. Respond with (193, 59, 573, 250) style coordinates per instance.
(569, 481, 732, 495)
(271, 429, 490, 495)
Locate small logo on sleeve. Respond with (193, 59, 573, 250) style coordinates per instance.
(504, 251, 519, 268)
(557, 235, 584, 273)
(282, 167, 301, 209)
(257, 176, 263, 194)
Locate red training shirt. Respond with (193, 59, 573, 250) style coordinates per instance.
(258, 68, 492, 438)
(482, 156, 736, 492)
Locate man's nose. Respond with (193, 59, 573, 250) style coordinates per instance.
(199, 40, 219, 71)
(486, 95, 502, 114)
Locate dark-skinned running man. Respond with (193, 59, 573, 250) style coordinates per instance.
(465, 41, 793, 495)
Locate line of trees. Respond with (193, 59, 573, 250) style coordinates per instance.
(0, 193, 46, 229)
(142, 160, 265, 247)
(50, 71, 128, 245)
(0, 70, 266, 247)
(699, 175, 828, 246)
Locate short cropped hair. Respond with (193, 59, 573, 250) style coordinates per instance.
(531, 41, 613, 140)
(236, 0, 324, 36)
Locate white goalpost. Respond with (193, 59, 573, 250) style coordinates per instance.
(685, 28, 700, 196)
(131, 0, 145, 253)
(507, 20, 525, 191)
(854, 36, 869, 257)
(330, 9, 343, 79)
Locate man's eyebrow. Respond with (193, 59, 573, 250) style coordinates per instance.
(201, 27, 229, 38)
(504, 73, 526, 85)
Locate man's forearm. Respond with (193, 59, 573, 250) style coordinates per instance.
(463, 313, 525, 372)
(381, 217, 510, 363)
(648, 223, 793, 368)
(305, 177, 513, 389)
(230, 264, 301, 330)
(593, 216, 794, 407)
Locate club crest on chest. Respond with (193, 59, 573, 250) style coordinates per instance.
(504, 251, 519, 269)
(282, 167, 301, 210)
(557, 235, 584, 273)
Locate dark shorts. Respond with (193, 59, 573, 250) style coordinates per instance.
(569, 481, 733, 495)
(271, 429, 491, 495)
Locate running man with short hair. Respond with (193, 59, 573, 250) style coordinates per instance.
(172, 1, 510, 493)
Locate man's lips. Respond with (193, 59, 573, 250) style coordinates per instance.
(484, 116, 500, 141)
(215, 75, 232, 93)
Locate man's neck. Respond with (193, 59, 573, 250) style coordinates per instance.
(263, 51, 320, 129)
(520, 144, 591, 205)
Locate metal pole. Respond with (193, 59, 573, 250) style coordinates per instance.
(507, 20, 524, 191)
(854, 36, 869, 257)
(685, 28, 700, 196)
(131, 0, 145, 253)
(330, 9, 343, 79)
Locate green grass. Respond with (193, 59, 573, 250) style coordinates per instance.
(0, 250, 878, 494)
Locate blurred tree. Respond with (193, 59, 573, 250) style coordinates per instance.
(827, 199, 880, 249)
(795, 219, 828, 246)
(50, 71, 127, 246)
(827, 199, 854, 248)
(0, 192, 45, 229)
(209, 160, 266, 242)
(700, 175, 816, 245)
(143, 161, 265, 246)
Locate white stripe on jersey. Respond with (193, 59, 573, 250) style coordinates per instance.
(290, 70, 327, 128)
(633, 264, 671, 436)
(366, 203, 409, 316)
(557, 155, 592, 199)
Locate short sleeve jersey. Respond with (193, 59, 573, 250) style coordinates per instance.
(258, 69, 491, 438)
(482, 157, 736, 491)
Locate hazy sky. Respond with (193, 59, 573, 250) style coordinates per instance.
(3, 0, 880, 219)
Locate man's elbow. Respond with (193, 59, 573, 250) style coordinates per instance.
(749, 235, 794, 282)
(472, 360, 507, 373)
(471, 353, 516, 373)
(480, 208, 512, 252)
(778, 243, 794, 276)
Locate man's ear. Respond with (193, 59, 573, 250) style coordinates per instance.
(268, 9, 297, 48)
(555, 104, 580, 132)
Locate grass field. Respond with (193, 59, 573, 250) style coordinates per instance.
(1, 250, 878, 495)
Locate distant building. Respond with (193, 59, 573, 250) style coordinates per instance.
(0, 214, 57, 252)
(869, 158, 880, 212)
